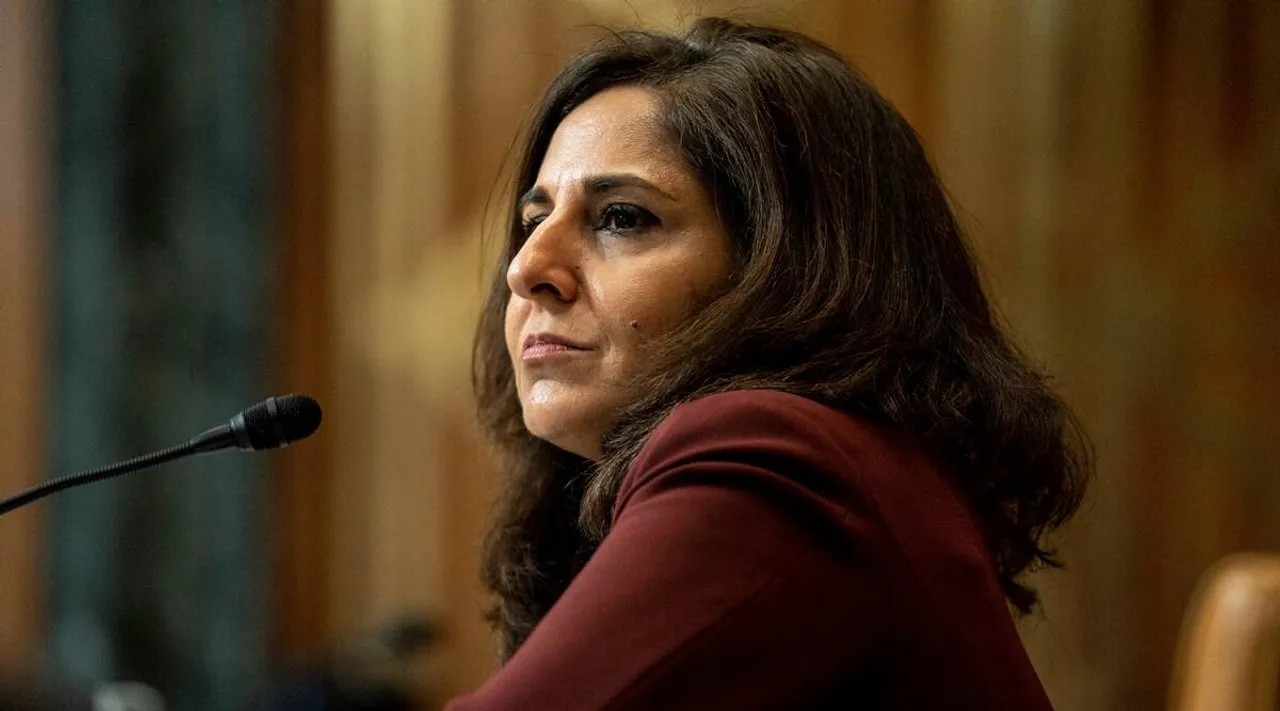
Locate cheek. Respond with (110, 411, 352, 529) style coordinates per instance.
(596, 269, 711, 351)
(628, 243, 729, 327)
(504, 296, 526, 361)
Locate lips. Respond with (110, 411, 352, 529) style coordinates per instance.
(522, 332, 590, 360)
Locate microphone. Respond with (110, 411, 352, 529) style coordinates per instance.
(0, 394, 322, 517)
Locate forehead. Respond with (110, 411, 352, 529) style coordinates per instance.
(538, 86, 680, 182)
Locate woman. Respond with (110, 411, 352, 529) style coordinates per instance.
(452, 17, 1090, 711)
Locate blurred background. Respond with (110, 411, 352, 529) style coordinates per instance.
(1, 0, 1277, 709)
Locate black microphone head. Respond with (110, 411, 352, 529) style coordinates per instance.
(274, 394, 323, 443)
(232, 394, 323, 451)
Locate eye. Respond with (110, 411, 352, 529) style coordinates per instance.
(598, 203, 657, 234)
(520, 214, 546, 238)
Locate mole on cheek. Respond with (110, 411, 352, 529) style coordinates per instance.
(630, 320, 640, 330)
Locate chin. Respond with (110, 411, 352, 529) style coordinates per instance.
(522, 405, 605, 461)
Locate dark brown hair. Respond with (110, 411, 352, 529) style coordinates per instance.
(474, 17, 1091, 660)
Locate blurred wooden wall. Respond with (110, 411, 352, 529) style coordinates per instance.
(290, 1, 1280, 708)
(274, 0, 337, 669)
(0, 0, 48, 671)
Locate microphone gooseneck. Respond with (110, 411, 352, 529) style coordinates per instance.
(0, 394, 323, 516)
(0, 441, 199, 516)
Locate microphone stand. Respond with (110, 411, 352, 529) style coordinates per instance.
(0, 442, 201, 516)
(0, 394, 320, 517)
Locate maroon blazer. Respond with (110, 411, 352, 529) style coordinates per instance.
(447, 390, 1053, 710)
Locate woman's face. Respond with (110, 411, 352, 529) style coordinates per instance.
(505, 85, 731, 460)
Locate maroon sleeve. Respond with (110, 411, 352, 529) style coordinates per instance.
(446, 390, 896, 710)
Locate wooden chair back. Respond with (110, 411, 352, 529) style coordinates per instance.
(1168, 553, 1280, 711)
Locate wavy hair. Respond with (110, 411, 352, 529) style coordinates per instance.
(473, 17, 1092, 660)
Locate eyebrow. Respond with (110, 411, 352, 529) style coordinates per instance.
(516, 173, 676, 213)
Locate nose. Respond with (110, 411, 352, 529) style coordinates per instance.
(506, 214, 580, 305)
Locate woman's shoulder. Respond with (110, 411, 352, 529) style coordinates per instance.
(619, 388, 995, 575)
(618, 389, 926, 514)
(630, 388, 916, 482)
(661, 388, 861, 432)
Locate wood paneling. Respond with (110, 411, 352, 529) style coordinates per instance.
(0, 0, 48, 670)
(273, 0, 336, 664)
(326, 0, 482, 700)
